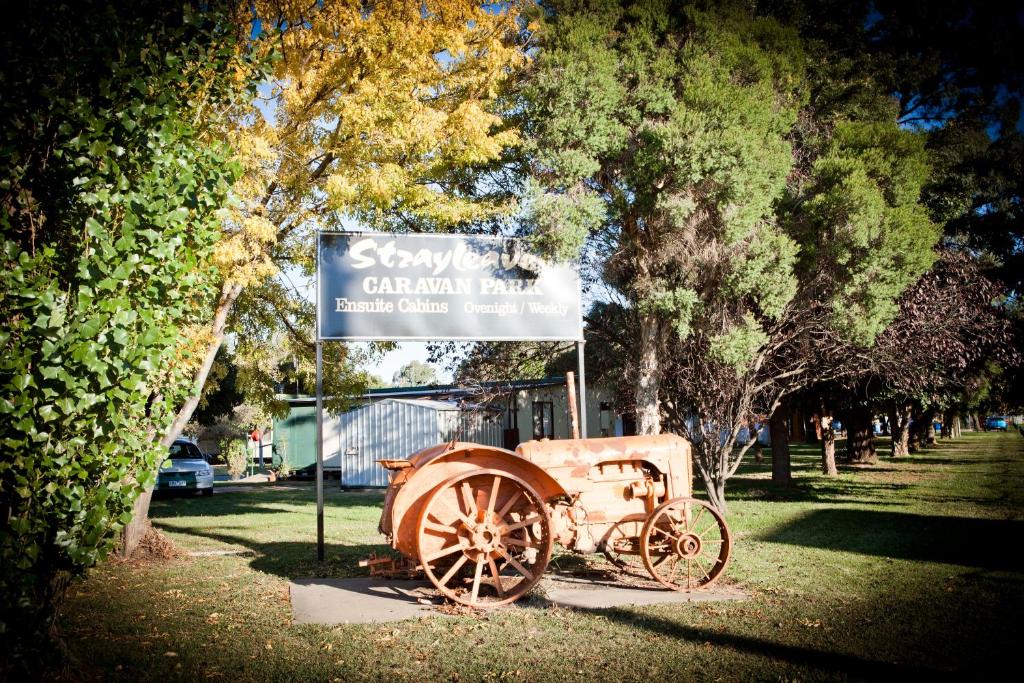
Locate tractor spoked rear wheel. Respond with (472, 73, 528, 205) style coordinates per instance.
(640, 497, 732, 591)
(416, 469, 552, 607)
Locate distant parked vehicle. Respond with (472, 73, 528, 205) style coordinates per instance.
(157, 438, 214, 496)
(985, 416, 1009, 431)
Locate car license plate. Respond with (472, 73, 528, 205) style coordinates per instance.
(169, 480, 186, 488)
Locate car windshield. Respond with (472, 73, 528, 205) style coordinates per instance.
(169, 442, 204, 460)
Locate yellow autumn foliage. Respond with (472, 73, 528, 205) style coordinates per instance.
(217, 0, 526, 285)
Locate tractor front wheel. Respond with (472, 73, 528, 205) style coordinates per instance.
(415, 469, 553, 607)
(639, 497, 731, 591)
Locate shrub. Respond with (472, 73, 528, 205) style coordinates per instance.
(0, 0, 260, 671)
(224, 440, 249, 479)
(275, 437, 293, 479)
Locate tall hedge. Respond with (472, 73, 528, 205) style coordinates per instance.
(0, 1, 259, 670)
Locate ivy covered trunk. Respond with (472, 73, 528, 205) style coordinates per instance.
(121, 283, 242, 559)
(770, 404, 792, 485)
(120, 490, 154, 559)
(635, 312, 663, 435)
(847, 405, 878, 464)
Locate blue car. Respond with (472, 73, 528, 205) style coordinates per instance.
(985, 416, 1009, 431)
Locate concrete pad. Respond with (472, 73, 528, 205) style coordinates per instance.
(291, 578, 437, 624)
(289, 575, 746, 624)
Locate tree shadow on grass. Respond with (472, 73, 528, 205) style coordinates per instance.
(898, 456, 1011, 466)
(597, 607, 951, 679)
(158, 524, 392, 580)
(757, 508, 1024, 571)
(150, 487, 385, 519)
(719, 476, 912, 506)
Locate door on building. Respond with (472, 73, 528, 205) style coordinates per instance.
(533, 401, 554, 439)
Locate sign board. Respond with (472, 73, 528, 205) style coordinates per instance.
(317, 232, 582, 341)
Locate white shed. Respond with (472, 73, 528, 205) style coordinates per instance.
(322, 398, 503, 487)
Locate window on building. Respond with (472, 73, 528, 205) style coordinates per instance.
(533, 401, 554, 439)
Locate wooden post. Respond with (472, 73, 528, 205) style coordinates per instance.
(566, 371, 580, 440)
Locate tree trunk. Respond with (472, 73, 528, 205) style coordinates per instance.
(953, 413, 962, 438)
(805, 412, 818, 443)
(705, 476, 728, 515)
(891, 403, 911, 457)
(791, 406, 806, 442)
(160, 282, 243, 448)
(821, 428, 837, 475)
(941, 410, 952, 439)
(925, 411, 937, 447)
(120, 282, 243, 558)
(910, 407, 936, 450)
(972, 412, 982, 431)
(909, 409, 924, 452)
(847, 405, 878, 464)
(820, 403, 837, 476)
(634, 312, 662, 435)
(692, 440, 729, 514)
(120, 489, 153, 559)
(749, 419, 764, 463)
(769, 405, 791, 486)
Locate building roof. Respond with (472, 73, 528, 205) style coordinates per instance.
(279, 376, 569, 406)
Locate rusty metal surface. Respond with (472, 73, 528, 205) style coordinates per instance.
(358, 552, 420, 579)
(640, 497, 732, 590)
(415, 468, 553, 606)
(382, 442, 567, 559)
(374, 433, 732, 608)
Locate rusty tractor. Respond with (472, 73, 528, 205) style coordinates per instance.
(377, 434, 732, 607)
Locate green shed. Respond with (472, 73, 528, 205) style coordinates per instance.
(272, 403, 316, 472)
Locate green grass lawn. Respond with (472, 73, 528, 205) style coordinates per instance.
(58, 432, 1024, 681)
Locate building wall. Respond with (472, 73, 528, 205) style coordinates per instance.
(509, 382, 616, 444)
(332, 400, 446, 486)
(274, 399, 508, 487)
(272, 383, 619, 487)
(272, 405, 316, 471)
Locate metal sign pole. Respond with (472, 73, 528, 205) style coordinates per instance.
(577, 339, 587, 438)
(315, 340, 324, 562)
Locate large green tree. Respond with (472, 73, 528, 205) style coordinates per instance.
(0, 0, 260, 670)
(767, 0, 1024, 470)
(525, 0, 939, 510)
(526, 0, 806, 440)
